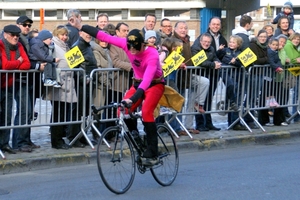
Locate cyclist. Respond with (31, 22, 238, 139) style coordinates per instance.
(69, 19, 165, 165)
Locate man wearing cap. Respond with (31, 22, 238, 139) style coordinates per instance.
(16, 15, 33, 53)
(0, 25, 31, 154)
(12, 15, 40, 152)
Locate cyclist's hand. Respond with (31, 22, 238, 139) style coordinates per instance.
(121, 99, 132, 108)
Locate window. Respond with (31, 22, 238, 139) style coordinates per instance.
(130, 10, 155, 18)
(34, 10, 57, 17)
(164, 9, 190, 18)
(97, 10, 122, 20)
(3, 10, 26, 17)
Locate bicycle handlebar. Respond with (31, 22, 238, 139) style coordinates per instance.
(91, 102, 141, 119)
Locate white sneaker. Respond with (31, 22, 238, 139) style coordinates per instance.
(281, 122, 288, 126)
(265, 123, 274, 126)
(44, 79, 55, 86)
(53, 82, 61, 88)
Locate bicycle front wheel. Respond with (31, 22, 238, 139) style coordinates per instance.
(150, 123, 179, 186)
(97, 126, 136, 194)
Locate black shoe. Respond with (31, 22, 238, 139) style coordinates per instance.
(18, 145, 32, 152)
(247, 122, 258, 129)
(206, 125, 221, 131)
(232, 124, 247, 131)
(29, 141, 41, 149)
(72, 140, 86, 148)
(197, 127, 209, 131)
(53, 143, 70, 150)
(141, 157, 159, 166)
(1, 144, 17, 154)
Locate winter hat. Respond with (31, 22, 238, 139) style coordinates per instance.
(144, 30, 157, 41)
(126, 29, 145, 51)
(37, 30, 53, 41)
(283, 1, 293, 11)
(3, 24, 21, 34)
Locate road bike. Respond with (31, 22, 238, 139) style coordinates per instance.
(91, 102, 179, 194)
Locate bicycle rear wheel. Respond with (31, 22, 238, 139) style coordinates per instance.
(150, 123, 179, 186)
(97, 126, 136, 194)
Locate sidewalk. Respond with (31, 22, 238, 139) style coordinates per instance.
(1, 115, 300, 175)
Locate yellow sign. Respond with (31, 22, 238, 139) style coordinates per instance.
(64, 46, 85, 68)
(191, 50, 207, 66)
(162, 51, 185, 77)
(237, 47, 257, 67)
(287, 66, 300, 76)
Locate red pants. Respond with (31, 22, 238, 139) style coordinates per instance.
(123, 83, 164, 122)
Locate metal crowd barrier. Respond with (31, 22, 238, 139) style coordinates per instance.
(1, 64, 300, 158)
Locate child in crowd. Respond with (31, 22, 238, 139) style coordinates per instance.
(266, 38, 283, 107)
(217, 35, 242, 112)
(145, 30, 161, 52)
(29, 30, 61, 87)
(271, 1, 294, 32)
(217, 35, 245, 129)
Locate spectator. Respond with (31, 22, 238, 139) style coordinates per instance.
(284, 33, 300, 122)
(66, 9, 81, 48)
(217, 35, 246, 130)
(192, 16, 228, 131)
(68, 29, 97, 147)
(232, 15, 253, 51)
(12, 15, 40, 152)
(96, 13, 109, 30)
(191, 33, 221, 131)
(271, 1, 294, 32)
(46, 25, 77, 149)
(171, 20, 200, 134)
(273, 16, 294, 38)
(159, 18, 173, 42)
(90, 30, 114, 143)
(0, 25, 31, 154)
(28, 30, 61, 88)
(263, 24, 274, 40)
(141, 13, 161, 46)
(249, 30, 270, 126)
(267, 37, 288, 126)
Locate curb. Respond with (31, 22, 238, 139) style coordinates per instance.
(1, 131, 299, 175)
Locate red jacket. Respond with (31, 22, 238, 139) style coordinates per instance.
(0, 40, 31, 88)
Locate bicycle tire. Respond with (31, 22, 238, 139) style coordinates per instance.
(97, 126, 136, 194)
(150, 123, 179, 186)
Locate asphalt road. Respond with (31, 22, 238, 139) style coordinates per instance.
(1, 139, 299, 200)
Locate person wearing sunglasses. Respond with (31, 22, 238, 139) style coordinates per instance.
(0, 25, 31, 154)
(11, 15, 41, 152)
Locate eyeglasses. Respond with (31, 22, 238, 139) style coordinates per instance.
(162, 25, 172, 28)
(7, 32, 20, 37)
(21, 23, 32, 28)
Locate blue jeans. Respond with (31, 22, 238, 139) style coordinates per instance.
(12, 84, 32, 148)
(0, 88, 13, 148)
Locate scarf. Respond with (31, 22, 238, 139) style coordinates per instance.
(256, 40, 268, 49)
(2, 38, 20, 60)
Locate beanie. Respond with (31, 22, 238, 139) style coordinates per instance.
(144, 30, 157, 42)
(283, 1, 293, 10)
(38, 30, 53, 41)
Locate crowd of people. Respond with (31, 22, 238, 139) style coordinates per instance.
(1, 3, 300, 161)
